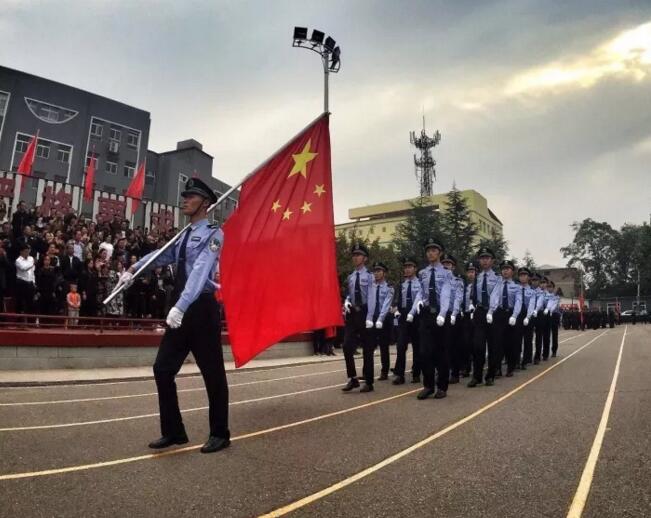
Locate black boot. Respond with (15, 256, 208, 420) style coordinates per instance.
(341, 378, 360, 392)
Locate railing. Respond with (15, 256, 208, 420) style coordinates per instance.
(0, 312, 166, 332)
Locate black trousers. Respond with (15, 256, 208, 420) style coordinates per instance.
(419, 312, 449, 391)
(367, 315, 392, 379)
(491, 308, 515, 377)
(460, 312, 473, 375)
(551, 313, 560, 354)
(153, 294, 229, 439)
(519, 314, 534, 364)
(449, 313, 464, 378)
(343, 306, 368, 380)
(471, 306, 493, 382)
(393, 312, 421, 378)
(15, 279, 35, 316)
(541, 314, 552, 359)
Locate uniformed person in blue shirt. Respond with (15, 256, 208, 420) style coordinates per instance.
(539, 276, 553, 360)
(342, 243, 373, 392)
(117, 178, 229, 454)
(514, 266, 536, 369)
(468, 247, 499, 387)
(411, 237, 453, 400)
(461, 261, 478, 378)
(545, 280, 561, 357)
(487, 259, 520, 379)
(441, 253, 464, 384)
(391, 256, 422, 385)
(364, 261, 394, 389)
(530, 273, 546, 364)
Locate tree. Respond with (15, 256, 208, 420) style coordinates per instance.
(560, 219, 617, 298)
(392, 196, 442, 265)
(522, 249, 537, 270)
(477, 228, 509, 265)
(440, 184, 478, 263)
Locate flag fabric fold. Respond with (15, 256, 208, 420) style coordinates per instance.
(126, 162, 145, 215)
(84, 154, 96, 201)
(17, 131, 38, 192)
(221, 113, 343, 367)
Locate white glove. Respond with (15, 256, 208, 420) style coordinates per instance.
(375, 320, 383, 329)
(117, 270, 134, 289)
(470, 312, 474, 320)
(343, 300, 352, 314)
(468, 304, 475, 313)
(436, 315, 445, 327)
(509, 316, 516, 326)
(543, 309, 549, 315)
(532, 311, 538, 318)
(394, 310, 401, 319)
(365, 320, 373, 329)
(406, 314, 414, 323)
(450, 315, 456, 325)
(416, 301, 424, 315)
(523, 317, 530, 326)
(166, 307, 184, 329)
(486, 313, 493, 324)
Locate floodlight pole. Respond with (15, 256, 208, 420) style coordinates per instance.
(323, 56, 329, 113)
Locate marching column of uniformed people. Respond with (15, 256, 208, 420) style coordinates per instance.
(339, 239, 593, 398)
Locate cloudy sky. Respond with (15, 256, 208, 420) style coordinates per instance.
(3, 0, 650, 265)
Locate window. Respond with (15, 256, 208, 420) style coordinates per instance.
(127, 132, 139, 148)
(91, 121, 103, 137)
(57, 144, 71, 163)
(86, 152, 98, 168)
(145, 169, 155, 185)
(40, 106, 59, 122)
(123, 161, 135, 178)
(15, 134, 30, 153)
(36, 141, 50, 159)
(105, 161, 117, 175)
(0, 92, 8, 116)
(382, 226, 386, 233)
(109, 128, 121, 142)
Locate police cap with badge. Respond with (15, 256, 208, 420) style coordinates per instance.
(181, 177, 218, 205)
(465, 261, 478, 272)
(372, 261, 388, 272)
(401, 256, 419, 267)
(441, 253, 457, 266)
(423, 236, 445, 252)
(350, 242, 369, 257)
(477, 246, 495, 259)
(500, 259, 515, 271)
(518, 266, 532, 276)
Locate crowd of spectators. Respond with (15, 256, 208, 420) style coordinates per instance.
(0, 200, 181, 321)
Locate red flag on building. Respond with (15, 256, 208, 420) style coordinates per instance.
(17, 131, 39, 192)
(83, 153, 96, 201)
(126, 161, 145, 215)
(221, 113, 343, 367)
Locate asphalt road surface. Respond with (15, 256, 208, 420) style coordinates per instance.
(1, 325, 648, 518)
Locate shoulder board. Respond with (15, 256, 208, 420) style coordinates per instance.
(208, 223, 221, 229)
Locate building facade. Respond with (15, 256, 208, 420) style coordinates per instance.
(537, 265, 581, 299)
(0, 66, 237, 230)
(335, 189, 502, 246)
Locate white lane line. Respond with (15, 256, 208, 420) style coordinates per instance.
(0, 383, 344, 432)
(257, 330, 608, 517)
(0, 388, 422, 480)
(566, 326, 627, 518)
(0, 369, 346, 406)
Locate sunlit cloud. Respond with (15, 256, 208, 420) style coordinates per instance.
(505, 21, 651, 95)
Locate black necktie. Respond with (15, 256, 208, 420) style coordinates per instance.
(406, 280, 413, 310)
(354, 272, 362, 305)
(428, 268, 438, 309)
(373, 285, 380, 321)
(521, 286, 525, 315)
(462, 280, 467, 311)
(502, 281, 509, 309)
(173, 228, 192, 301)
(481, 274, 489, 306)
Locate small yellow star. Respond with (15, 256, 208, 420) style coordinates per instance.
(271, 200, 281, 213)
(288, 139, 318, 179)
(300, 201, 312, 214)
(282, 208, 293, 220)
(313, 184, 326, 197)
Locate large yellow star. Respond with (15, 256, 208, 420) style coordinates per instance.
(271, 200, 281, 213)
(282, 208, 293, 220)
(288, 139, 318, 179)
(300, 201, 312, 214)
(313, 184, 326, 197)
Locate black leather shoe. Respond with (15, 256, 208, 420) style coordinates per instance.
(467, 378, 480, 388)
(534, 359, 540, 365)
(543, 357, 549, 361)
(377, 373, 388, 381)
(360, 384, 374, 393)
(392, 376, 405, 385)
(505, 371, 514, 378)
(200, 436, 230, 454)
(449, 376, 460, 384)
(411, 375, 421, 384)
(417, 388, 435, 400)
(552, 353, 557, 358)
(520, 363, 527, 370)
(485, 378, 495, 386)
(148, 434, 189, 449)
(495, 370, 503, 378)
(342, 378, 360, 392)
(434, 389, 447, 399)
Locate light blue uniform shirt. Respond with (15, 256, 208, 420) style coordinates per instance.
(476, 269, 499, 307)
(451, 275, 464, 317)
(133, 218, 221, 313)
(513, 283, 536, 319)
(396, 277, 423, 314)
(546, 292, 560, 314)
(344, 266, 373, 306)
(532, 287, 546, 313)
(413, 263, 453, 317)
(489, 277, 519, 313)
(366, 280, 394, 323)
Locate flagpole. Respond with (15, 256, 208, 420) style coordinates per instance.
(102, 112, 328, 306)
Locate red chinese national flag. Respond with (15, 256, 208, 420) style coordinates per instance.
(126, 161, 145, 215)
(221, 113, 343, 367)
(84, 155, 96, 201)
(17, 131, 38, 192)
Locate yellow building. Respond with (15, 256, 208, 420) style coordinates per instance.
(335, 189, 502, 246)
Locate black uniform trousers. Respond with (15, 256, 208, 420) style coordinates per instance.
(393, 312, 421, 379)
(460, 311, 474, 376)
(419, 312, 449, 391)
(367, 314, 392, 380)
(153, 293, 229, 439)
(449, 313, 464, 378)
(471, 306, 493, 383)
(343, 305, 368, 380)
(491, 308, 515, 377)
(550, 313, 560, 355)
(518, 314, 534, 365)
(541, 313, 552, 359)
